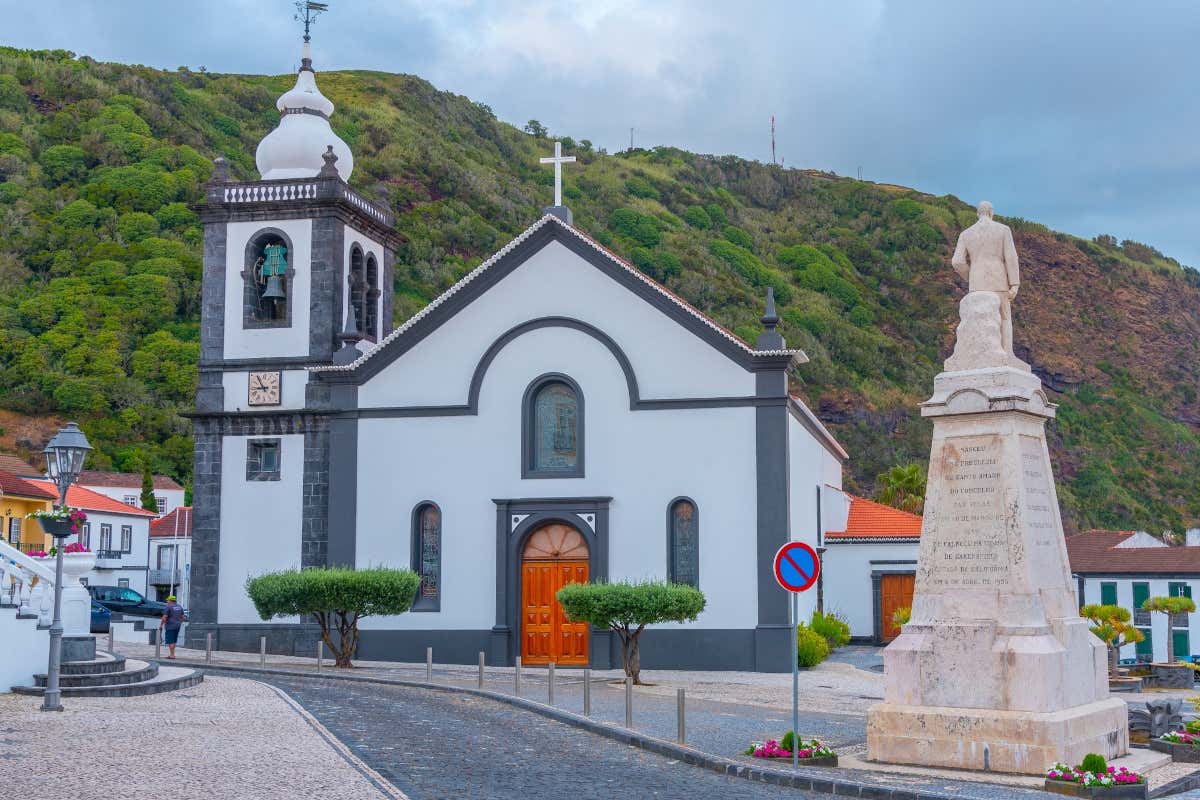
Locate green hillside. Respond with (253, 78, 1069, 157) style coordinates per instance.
(0, 47, 1198, 533)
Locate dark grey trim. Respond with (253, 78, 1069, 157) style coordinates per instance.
(410, 502, 442, 612)
(245, 438, 282, 481)
(521, 372, 585, 479)
(754, 368, 791, 672)
(184, 622, 322, 655)
(199, 356, 330, 371)
(870, 569, 916, 646)
(309, 214, 344, 361)
(313, 222, 796, 386)
(188, 430, 223, 630)
(324, 383, 356, 568)
(199, 214, 228, 364)
(824, 537, 920, 545)
(303, 421, 332, 569)
(241, 227, 295, 330)
(492, 498, 611, 668)
(666, 496, 699, 588)
(868, 559, 919, 565)
(1074, 573, 1200, 579)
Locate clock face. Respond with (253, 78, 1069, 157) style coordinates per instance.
(247, 371, 281, 406)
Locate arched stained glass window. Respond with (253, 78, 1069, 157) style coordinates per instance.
(668, 499, 699, 587)
(412, 502, 441, 610)
(524, 376, 583, 477)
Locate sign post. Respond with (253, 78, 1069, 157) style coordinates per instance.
(773, 541, 821, 771)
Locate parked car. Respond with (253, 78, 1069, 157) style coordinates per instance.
(87, 586, 167, 619)
(90, 601, 111, 633)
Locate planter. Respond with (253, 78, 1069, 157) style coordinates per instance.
(1150, 737, 1200, 763)
(38, 518, 77, 539)
(32, 551, 95, 636)
(754, 755, 838, 768)
(1044, 779, 1147, 799)
(1149, 664, 1194, 689)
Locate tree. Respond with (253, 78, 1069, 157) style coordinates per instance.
(556, 581, 705, 684)
(140, 464, 157, 512)
(247, 567, 420, 667)
(1142, 596, 1196, 664)
(1081, 603, 1145, 672)
(523, 119, 547, 138)
(875, 463, 927, 514)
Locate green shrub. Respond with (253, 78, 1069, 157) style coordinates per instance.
(848, 304, 874, 328)
(796, 622, 830, 667)
(706, 203, 727, 226)
(723, 225, 753, 249)
(1186, 720, 1200, 734)
(810, 610, 851, 650)
(709, 240, 792, 304)
(781, 730, 797, 752)
(625, 176, 659, 200)
(682, 205, 712, 229)
(1080, 753, 1107, 774)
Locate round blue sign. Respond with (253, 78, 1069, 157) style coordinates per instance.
(773, 541, 820, 593)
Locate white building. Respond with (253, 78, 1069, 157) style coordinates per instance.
(31, 481, 157, 596)
(149, 507, 192, 606)
(1068, 528, 1200, 663)
(186, 39, 847, 671)
(821, 490, 921, 643)
(77, 470, 186, 517)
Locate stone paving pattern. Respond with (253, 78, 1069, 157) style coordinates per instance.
(0, 675, 398, 800)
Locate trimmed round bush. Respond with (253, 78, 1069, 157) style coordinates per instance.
(1080, 753, 1107, 774)
(796, 622, 830, 668)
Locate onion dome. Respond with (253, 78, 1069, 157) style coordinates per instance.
(255, 42, 353, 181)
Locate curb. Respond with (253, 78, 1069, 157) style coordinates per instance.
(156, 658, 1054, 800)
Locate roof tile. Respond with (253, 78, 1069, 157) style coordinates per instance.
(77, 470, 183, 491)
(826, 495, 923, 540)
(150, 507, 193, 538)
(1064, 529, 1200, 574)
(0, 469, 57, 500)
(28, 480, 157, 516)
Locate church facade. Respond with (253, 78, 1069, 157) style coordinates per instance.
(187, 45, 846, 671)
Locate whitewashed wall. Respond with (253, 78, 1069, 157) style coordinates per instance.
(82, 485, 186, 516)
(356, 323, 761, 633)
(1080, 576, 1200, 663)
(222, 219, 312, 359)
(342, 225, 385, 343)
(822, 541, 919, 638)
(218, 434, 304, 624)
(787, 415, 845, 625)
(0, 610, 47, 692)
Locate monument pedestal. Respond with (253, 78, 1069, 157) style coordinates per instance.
(868, 365, 1128, 775)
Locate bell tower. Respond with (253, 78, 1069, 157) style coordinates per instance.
(187, 27, 400, 651)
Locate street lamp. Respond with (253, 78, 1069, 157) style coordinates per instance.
(40, 422, 91, 712)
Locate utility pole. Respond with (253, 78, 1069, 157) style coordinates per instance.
(629, 127, 634, 151)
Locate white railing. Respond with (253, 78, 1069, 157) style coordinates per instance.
(0, 539, 54, 626)
(340, 184, 391, 224)
(223, 182, 318, 203)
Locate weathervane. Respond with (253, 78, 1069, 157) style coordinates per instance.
(294, 1, 329, 43)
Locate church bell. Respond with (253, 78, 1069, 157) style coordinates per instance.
(258, 242, 288, 301)
(261, 274, 286, 302)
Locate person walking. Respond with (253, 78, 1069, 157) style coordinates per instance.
(160, 595, 187, 660)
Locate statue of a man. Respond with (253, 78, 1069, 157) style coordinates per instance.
(951, 201, 1020, 359)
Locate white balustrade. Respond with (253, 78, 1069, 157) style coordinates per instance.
(222, 182, 318, 203)
(0, 539, 55, 621)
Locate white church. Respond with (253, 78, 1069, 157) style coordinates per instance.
(188, 41, 849, 671)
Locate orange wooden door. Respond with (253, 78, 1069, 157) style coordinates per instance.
(521, 558, 589, 666)
(880, 573, 915, 642)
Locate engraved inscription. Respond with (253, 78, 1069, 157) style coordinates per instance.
(923, 434, 1010, 589)
(1020, 434, 1059, 550)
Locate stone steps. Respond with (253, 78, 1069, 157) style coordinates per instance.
(13, 652, 202, 698)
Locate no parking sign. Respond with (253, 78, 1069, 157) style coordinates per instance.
(773, 541, 820, 593)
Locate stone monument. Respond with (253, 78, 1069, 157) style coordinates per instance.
(867, 201, 1128, 774)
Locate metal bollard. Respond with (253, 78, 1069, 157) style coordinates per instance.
(583, 668, 591, 715)
(478, 651, 485, 689)
(515, 656, 522, 696)
(108, 629, 115, 654)
(625, 677, 633, 729)
(316, 640, 323, 672)
(548, 662, 555, 705)
(205, 632, 212, 664)
(154, 633, 161, 660)
(426, 646, 433, 682)
(677, 688, 686, 744)
(260, 636, 266, 668)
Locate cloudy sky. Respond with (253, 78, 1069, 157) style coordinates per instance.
(3, 1, 1198, 266)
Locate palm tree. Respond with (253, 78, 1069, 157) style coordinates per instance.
(1142, 596, 1197, 664)
(875, 463, 927, 514)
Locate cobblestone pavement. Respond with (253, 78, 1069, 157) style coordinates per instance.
(0, 676, 403, 800)
(256, 673, 1060, 800)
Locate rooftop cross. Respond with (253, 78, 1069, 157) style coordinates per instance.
(539, 141, 576, 207)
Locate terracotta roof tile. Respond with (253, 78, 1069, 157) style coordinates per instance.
(0, 454, 40, 476)
(28, 480, 157, 516)
(1064, 529, 1200, 574)
(77, 470, 183, 491)
(150, 507, 192, 538)
(0, 469, 57, 500)
(826, 495, 923, 540)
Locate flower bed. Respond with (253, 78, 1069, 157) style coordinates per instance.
(1044, 762, 1146, 799)
(1151, 730, 1200, 763)
(743, 737, 837, 767)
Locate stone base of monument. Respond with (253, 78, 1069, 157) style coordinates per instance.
(868, 697, 1129, 775)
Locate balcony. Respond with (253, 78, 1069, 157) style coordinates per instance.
(148, 568, 181, 586)
(94, 549, 124, 562)
(1171, 611, 1191, 628)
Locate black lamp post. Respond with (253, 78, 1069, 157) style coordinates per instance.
(40, 422, 91, 712)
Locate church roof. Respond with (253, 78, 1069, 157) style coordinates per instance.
(825, 494, 922, 541)
(313, 213, 805, 376)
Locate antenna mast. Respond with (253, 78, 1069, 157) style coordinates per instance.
(771, 114, 776, 166)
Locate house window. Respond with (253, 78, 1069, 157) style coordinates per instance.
(243, 229, 294, 328)
(81, 522, 91, 549)
(411, 503, 441, 611)
(246, 438, 282, 481)
(118, 578, 129, 589)
(1133, 581, 1151, 627)
(120, 525, 132, 553)
(123, 495, 138, 507)
(157, 545, 175, 570)
(99, 524, 113, 552)
(156, 497, 166, 514)
(668, 498, 699, 587)
(1099, 582, 1118, 606)
(7, 517, 19, 546)
(523, 375, 584, 478)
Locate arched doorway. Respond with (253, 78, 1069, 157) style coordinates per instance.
(521, 522, 589, 666)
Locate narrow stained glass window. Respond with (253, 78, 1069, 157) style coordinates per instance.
(418, 504, 440, 599)
(533, 383, 577, 471)
(669, 499, 699, 587)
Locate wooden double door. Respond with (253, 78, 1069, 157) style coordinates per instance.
(521, 523, 590, 666)
(879, 572, 915, 643)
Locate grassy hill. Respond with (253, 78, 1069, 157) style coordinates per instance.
(0, 46, 1198, 533)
